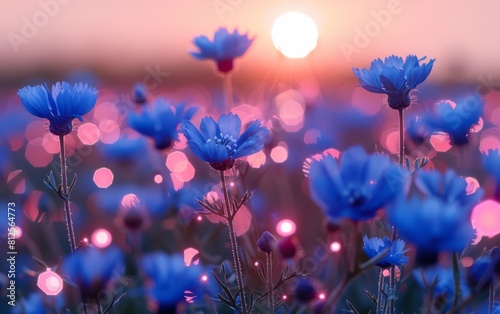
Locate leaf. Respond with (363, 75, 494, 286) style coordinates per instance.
(274, 298, 285, 308)
(217, 293, 235, 308)
(102, 292, 123, 314)
(211, 270, 235, 303)
(254, 260, 267, 283)
(346, 299, 361, 314)
(365, 289, 377, 305)
(359, 246, 391, 270)
(68, 173, 77, 195)
(405, 156, 411, 171)
(249, 291, 254, 310)
(32, 256, 49, 269)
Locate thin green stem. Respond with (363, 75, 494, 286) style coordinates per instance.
(450, 252, 461, 313)
(59, 135, 76, 253)
(267, 252, 274, 313)
(224, 73, 234, 110)
(376, 270, 384, 314)
(348, 223, 358, 273)
(220, 171, 248, 314)
(398, 109, 404, 166)
(388, 109, 405, 314)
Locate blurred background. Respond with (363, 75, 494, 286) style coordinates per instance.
(2, 0, 500, 87)
(2, 0, 500, 313)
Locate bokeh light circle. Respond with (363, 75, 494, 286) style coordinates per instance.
(91, 228, 112, 248)
(276, 219, 297, 236)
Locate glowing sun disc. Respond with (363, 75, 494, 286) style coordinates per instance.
(272, 12, 318, 59)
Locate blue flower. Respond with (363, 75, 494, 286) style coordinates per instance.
(305, 146, 406, 221)
(191, 27, 254, 73)
(406, 114, 430, 144)
(362, 236, 409, 268)
(390, 170, 483, 265)
(18, 82, 98, 135)
(423, 96, 484, 145)
(353, 55, 435, 110)
(62, 246, 123, 300)
(413, 265, 470, 311)
(466, 247, 500, 291)
(142, 252, 204, 311)
(13, 292, 64, 314)
(494, 301, 500, 314)
(127, 99, 197, 150)
(294, 278, 317, 303)
(181, 112, 270, 171)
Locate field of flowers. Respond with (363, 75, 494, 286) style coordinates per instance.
(1, 12, 500, 314)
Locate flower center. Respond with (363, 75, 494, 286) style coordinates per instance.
(344, 184, 368, 207)
(207, 133, 238, 156)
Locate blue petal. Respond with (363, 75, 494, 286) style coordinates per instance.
(339, 146, 368, 186)
(200, 116, 218, 139)
(384, 55, 404, 68)
(191, 36, 216, 59)
(203, 141, 230, 163)
(406, 59, 435, 89)
(353, 68, 385, 93)
(380, 67, 406, 92)
(308, 155, 346, 218)
(415, 170, 443, 196)
(18, 85, 53, 119)
(403, 55, 420, 74)
(218, 113, 241, 138)
(369, 58, 385, 73)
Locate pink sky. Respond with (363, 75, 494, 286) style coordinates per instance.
(1, 0, 499, 84)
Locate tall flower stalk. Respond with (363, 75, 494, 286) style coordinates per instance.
(224, 73, 234, 109)
(18, 82, 98, 252)
(220, 171, 248, 313)
(353, 55, 435, 314)
(58, 135, 76, 252)
(190, 27, 254, 110)
(182, 112, 269, 312)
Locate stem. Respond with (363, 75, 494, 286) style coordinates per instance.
(59, 135, 77, 253)
(376, 270, 384, 314)
(224, 73, 234, 110)
(450, 252, 461, 313)
(488, 278, 495, 314)
(83, 302, 89, 314)
(388, 109, 404, 314)
(220, 171, 248, 313)
(348, 223, 358, 273)
(267, 252, 274, 313)
(398, 109, 404, 166)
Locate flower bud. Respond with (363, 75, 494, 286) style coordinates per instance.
(132, 82, 147, 105)
(257, 231, 277, 253)
(278, 236, 297, 259)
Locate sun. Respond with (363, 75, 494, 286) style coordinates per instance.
(271, 12, 318, 59)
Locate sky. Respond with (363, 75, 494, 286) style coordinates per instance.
(1, 0, 500, 86)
